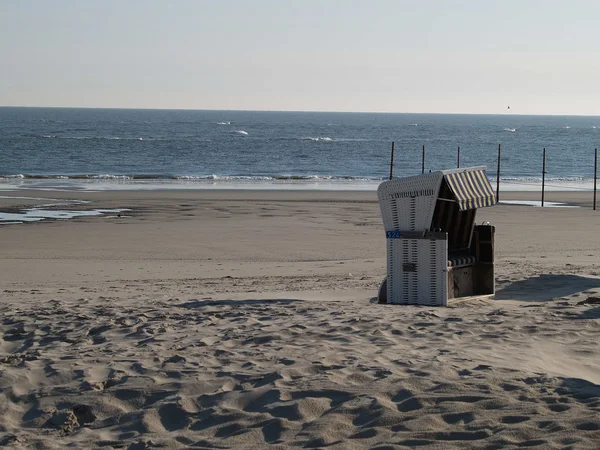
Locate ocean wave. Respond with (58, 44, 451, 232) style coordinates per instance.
(1, 173, 595, 183)
(38, 135, 170, 141)
(111, 137, 144, 141)
(498, 176, 590, 182)
(0, 174, 158, 181)
(174, 174, 385, 182)
(0, 173, 385, 182)
(301, 137, 332, 141)
(504, 128, 516, 132)
(274, 137, 372, 143)
(36, 133, 376, 143)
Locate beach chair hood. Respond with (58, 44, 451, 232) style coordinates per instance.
(441, 167, 497, 211)
(377, 166, 497, 233)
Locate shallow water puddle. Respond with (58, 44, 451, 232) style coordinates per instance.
(0, 207, 130, 224)
(499, 200, 579, 208)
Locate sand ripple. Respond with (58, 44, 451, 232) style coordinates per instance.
(2, 282, 600, 448)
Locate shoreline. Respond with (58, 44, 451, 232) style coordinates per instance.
(0, 176, 598, 194)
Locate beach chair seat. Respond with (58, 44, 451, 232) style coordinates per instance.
(447, 254, 476, 268)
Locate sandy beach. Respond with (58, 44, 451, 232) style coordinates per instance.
(2, 188, 600, 449)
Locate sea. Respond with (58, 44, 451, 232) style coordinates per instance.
(1, 107, 599, 192)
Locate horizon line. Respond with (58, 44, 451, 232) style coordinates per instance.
(1, 105, 600, 118)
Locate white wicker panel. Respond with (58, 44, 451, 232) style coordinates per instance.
(378, 172, 444, 232)
(417, 238, 448, 306)
(387, 237, 448, 306)
(387, 238, 417, 304)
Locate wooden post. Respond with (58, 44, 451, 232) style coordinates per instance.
(457, 146, 460, 168)
(541, 148, 546, 207)
(389, 141, 395, 180)
(422, 144, 425, 174)
(496, 144, 501, 202)
(594, 148, 598, 211)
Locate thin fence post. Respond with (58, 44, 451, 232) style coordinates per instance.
(422, 144, 425, 174)
(594, 148, 598, 211)
(389, 141, 395, 180)
(496, 144, 501, 202)
(457, 146, 460, 168)
(541, 148, 546, 207)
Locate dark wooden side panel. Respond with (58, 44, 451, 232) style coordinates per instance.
(472, 225, 495, 263)
(447, 264, 495, 300)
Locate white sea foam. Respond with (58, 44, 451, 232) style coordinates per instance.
(0, 175, 596, 193)
(494, 177, 595, 192)
(504, 128, 516, 132)
(297, 137, 369, 142)
(232, 130, 248, 135)
(89, 174, 133, 180)
(216, 121, 231, 125)
(42, 135, 154, 141)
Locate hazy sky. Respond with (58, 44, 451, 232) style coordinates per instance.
(2, 0, 600, 114)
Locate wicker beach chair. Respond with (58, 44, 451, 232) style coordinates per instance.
(377, 166, 497, 306)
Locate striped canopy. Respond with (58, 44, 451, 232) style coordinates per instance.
(443, 168, 497, 211)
